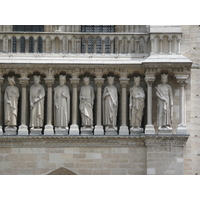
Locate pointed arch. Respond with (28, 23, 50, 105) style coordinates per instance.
(46, 167, 77, 175)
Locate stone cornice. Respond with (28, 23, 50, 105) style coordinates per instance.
(0, 135, 189, 148)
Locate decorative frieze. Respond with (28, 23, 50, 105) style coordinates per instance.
(0, 135, 189, 147)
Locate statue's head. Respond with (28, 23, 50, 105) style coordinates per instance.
(107, 76, 114, 85)
(59, 75, 66, 86)
(134, 76, 140, 86)
(161, 74, 168, 84)
(83, 77, 90, 86)
(8, 76, 15, 86)
(33, 75, 40, 85)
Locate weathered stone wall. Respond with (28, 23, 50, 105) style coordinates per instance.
(181, 25, 200, 175)
(0, 146, 146, 175)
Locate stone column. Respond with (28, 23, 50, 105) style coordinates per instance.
(44, 78, 55, 135)
(177, 38, 181, 54)
(145, 75, 155, 134)
(118, 40, 122, 53)
(62, 37, 66, 53)
(102, 40, 105, 53)
(150, 39, 154, 55)
(159, 38, 163, 54)
(18, 78, 29, 135)
(94, 78, 104, 135)
(127, 40, 131, 53)
(51, 39, 55, 53)
(34, 38, 38, 53)
(0, 78, 4, 135)
(16, 38, 20, 53)
(119, 78, 130, 135)
(3, 37, 8, 53)
(168, 38, 172, 54)
(85, 39, 88, 53)
(69, 78, 80, 135)
(135, 39, 139, 53)
(175, 74, 188, 134)
(25, 38, 29, 53)
(76, 38, 81, 53)
(93, 39, 97, 53)
(110, 40, 114, 53)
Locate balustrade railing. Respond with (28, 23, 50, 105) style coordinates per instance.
(0, 32, 150, 54)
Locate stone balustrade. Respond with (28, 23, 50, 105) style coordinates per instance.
(150, 33, 182, 55)
(0, 32, 150, 54)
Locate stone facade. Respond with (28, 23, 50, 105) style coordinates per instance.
(0, 25, 199, 175)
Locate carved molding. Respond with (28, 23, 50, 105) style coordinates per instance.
(0, 135, 189, 148)
(0, 63, 191, 79)
(18, 78, 29, 87)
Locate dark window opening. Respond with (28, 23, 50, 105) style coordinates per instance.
(13, 25, 44, 53)
(81, 25, 115, 53)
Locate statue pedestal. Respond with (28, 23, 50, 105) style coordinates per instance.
(145, 124, 155, 134)
(130, 127, 143, 135)
(105, 127, 117, 135)
(94, 125, 104, 135)
(44, 125, 54, 135)
(18, 125, 29, 135)
(55, 127, 68, 135)
(119, 125, 129, 135)
(4, 127, 17, 135)
(69, 125, 79, 135)
(176, 125, 187, 134)
(81, 127, 93, 135)
(30, 128, 42, 135)
(158, 127, 173, 134)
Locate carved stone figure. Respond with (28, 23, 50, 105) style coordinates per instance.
(79, 77, 95, 129)
(129, 76, 145, 132)
(156, 74, 173, 130)
(103, 76, 118, 132)
(54, 75, 70, 129)
(30, 75, 45, 129)
(4, 76, 19, 130)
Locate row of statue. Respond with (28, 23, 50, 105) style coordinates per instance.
(3, 74, 173, 134)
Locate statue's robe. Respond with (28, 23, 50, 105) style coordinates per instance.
(129, 85, 145, 127)
(54, 85, 70, 127)
(4, 85, 19, 126)
(156, 83, 173, 127)
(79, 85, 94, 126)
(30, 84, 45, 128)
(103, 85, 118, 126)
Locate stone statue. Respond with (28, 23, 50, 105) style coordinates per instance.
(54, 75, 70, 129)
(30, 75, 45, 129)
(129, 76, 145, 132)
(4, 76, 19, 130)
(79, 77, 95, 129)
(103, 76, 118, 131)
(156, 74, 173, 130)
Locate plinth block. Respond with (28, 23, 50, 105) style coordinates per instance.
(55, 127, 68, 135)
(30, 128, 42, 135)
(119, 125, 129, 135)
(81, 127, 93, 135)
(4, 127, 17, 135)
(94, 125, 104, 135)
(69, 125, 79, 135)
(18, 125, 29, 135)
(158, 127, 173, 134)
(130, 127, 144, 135)
(105, 127, 117, 135)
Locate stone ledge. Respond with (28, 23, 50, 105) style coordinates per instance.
(0, 134, 189, 147)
